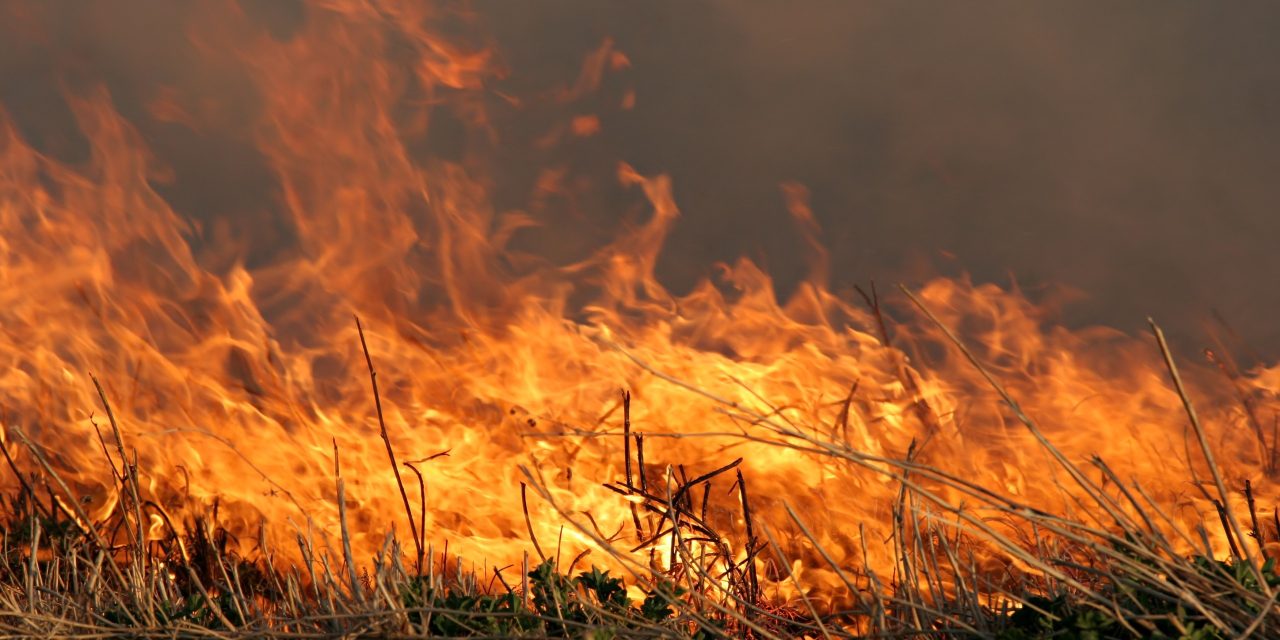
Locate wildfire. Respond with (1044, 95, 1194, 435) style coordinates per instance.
(0, 0, 1276, 613)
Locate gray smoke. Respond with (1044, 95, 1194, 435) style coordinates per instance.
(480, 0, 1280, 355)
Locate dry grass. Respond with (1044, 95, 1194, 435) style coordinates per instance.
(1, 291, 1278, 638)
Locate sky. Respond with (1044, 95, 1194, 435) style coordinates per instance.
(479, 1, 1280, 353)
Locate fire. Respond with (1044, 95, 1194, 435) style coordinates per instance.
(1, 0, 1277, 612)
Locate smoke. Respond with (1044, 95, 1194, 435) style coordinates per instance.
(5, 1, 1280, 352)
(480, 0, 1280, 353)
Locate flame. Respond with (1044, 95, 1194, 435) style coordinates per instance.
(1, 0, 1276, 610)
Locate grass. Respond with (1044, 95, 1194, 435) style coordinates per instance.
(1, 291, 1278, 638)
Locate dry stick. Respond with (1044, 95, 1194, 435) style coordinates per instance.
(665, 467, 681, 578)
(402, 461, 428, 559)
(355, 316, 423, 575)
(1214, 500, 1243, 560)
(892, 439, 924, 633)
(635, 433, 647, 494)
(298, 524, 323, 607)
(1273, 413, 1279, 477)
(735, 468, 759, 608)
(520, 482, 547, 563)
(91, 377, 147, 595)
(1246, 480, 1263, 544)
(578, 509, 611, 542)
(24, 510, 38, 613)
(700, 481, 711, 523)
(521, 551, 529, 610)
(566, 547, 592, 576)
(622, 389, 633, 488)
(441, 538, 450, 584)
(335, 481, 360, 601)
(1150, 319, 1270, 597)
(622, 390, 644, 539)
(554, 524, 566, 572)
(332, 443, 363, 603)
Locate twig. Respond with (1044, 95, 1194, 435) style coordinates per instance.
(622, 390, 643, 539)
(736, 468, 759, 607)
(403, 461, 428, 564)
(355, 316, 423, 575)
(331, 442, 363, 602)
(520, 482, 547, 563)
(92, 376, 147, 585)
(1245, 479, 1262, 544)
(1150, 319, 1268, 593)
(622, 389, 633, 488)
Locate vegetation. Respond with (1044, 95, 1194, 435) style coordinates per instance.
(1, 298, 1278, 638)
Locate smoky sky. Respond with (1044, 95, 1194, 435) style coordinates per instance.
(3, 1, 1280, 354)
(479, 0, 1280, 355)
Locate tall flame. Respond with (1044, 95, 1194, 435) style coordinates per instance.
(1, 0, 1276, 608)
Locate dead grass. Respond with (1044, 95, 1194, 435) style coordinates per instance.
(1, 292, 1278, 638)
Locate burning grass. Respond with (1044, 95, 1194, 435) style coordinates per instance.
(2, 300, 1279, 639)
